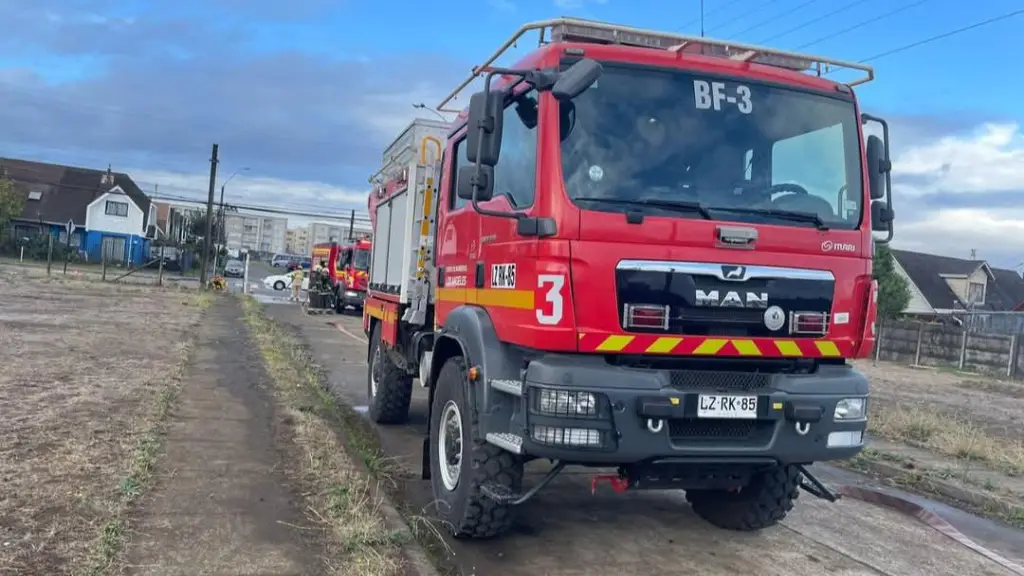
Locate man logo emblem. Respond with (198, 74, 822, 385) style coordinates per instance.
(721, 265, 746, 280)
(764, 305, 786, 331)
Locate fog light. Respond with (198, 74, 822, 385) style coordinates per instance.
(827, 430, 863, 448)
(537, 389, 598, 417)
(834, 398, 866, 420)
(532, 425, 601, 447)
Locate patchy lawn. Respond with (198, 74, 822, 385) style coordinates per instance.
(0, 276, 209, 574)
(242, 297, 426, 576)
(852, 359, 1024, 527)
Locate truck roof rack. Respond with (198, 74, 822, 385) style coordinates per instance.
(436, 17, 874, 113)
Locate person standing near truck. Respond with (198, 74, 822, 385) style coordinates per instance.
(288, 266, 304, 302)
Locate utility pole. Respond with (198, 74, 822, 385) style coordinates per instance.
(199, 143, 219, 286)
(700, 0, 705, 37)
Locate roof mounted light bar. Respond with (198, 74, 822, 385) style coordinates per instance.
(435, 17, 874, 113)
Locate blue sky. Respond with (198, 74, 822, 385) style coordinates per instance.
(0, 0, 1022, 264)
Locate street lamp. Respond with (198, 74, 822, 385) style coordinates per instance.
(412, 103, 450, 123)
(217, 167, 249, 267)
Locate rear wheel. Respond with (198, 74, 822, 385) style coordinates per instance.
(367, 322, 412, 424)
(686, 465, 800, 531)
(429, 356, 522, 539)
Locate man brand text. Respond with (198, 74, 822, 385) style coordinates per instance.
(695, 290, 769, 308)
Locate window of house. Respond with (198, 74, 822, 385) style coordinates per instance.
(105, 200, 129, 217)
(968, 281, 986, 304)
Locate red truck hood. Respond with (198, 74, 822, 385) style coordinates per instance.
(570, 215, 872, 358)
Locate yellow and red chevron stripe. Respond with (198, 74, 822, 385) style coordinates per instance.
(577, 333, 848, 358)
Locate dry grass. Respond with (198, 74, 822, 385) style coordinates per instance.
(241, 296, 409, 576)
(0, 276, 209, 575)
(869, 404, 1024, 477)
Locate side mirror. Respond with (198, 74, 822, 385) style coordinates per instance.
(871, 200, 894, 232)
(457, 165, 494, 202)
(552, 58, 603, 101)
(466, 90, 504, 166)
(866, 134, 890, 201)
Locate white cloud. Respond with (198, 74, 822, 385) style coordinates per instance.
(883, 122, 1024, 266)
(891, 122, 1024, 196)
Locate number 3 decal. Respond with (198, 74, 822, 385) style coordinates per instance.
(536, 274, 565, 325)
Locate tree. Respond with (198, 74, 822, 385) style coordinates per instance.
(0, 173, 24, 242)
(873, 243, 911, 320)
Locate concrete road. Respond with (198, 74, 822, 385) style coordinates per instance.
(268, 305, 1024, 576)
(227, 258, 297, 304)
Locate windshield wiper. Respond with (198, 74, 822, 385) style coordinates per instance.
(713, 206, 830, 230)
(574, 197, 712, 220)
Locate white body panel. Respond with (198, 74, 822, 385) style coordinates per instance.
(370, 118, 450, 308)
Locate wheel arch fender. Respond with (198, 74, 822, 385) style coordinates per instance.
(426, 305, 524, 428)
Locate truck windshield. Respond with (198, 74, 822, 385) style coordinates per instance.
(558, 64, 864, 230)
(353, 249, 370, 271)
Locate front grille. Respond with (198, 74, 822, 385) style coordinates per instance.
(669, 419, 775, 446)
(668, 370, 771, 391)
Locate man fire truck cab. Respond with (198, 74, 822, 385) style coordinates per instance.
(362, 18, 894, 540)
(311, 239, 371, 312)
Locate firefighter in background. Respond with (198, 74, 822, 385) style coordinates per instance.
(311, 258, 332, 309)
(288, 266, 305, 302)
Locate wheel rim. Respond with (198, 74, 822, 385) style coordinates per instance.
(370, 344, 382, 398)
(437, 400, 463, 492)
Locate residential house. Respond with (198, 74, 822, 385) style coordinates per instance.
(890, 249, 1024, 332)
(152, 200, 207, 245)
(2, 157, 154, 266)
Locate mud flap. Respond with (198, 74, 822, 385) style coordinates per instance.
(421, 436, 431, 480)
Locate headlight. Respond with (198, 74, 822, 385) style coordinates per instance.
(834, 398, 866, 420)
(536, 389, 598, 417)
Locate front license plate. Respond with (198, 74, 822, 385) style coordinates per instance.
(697, 394, 758, 419)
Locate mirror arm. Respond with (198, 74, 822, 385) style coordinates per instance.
(862, 112, 894, 243)
(470, 69, 522, 221)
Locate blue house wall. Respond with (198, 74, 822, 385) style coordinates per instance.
(82, 230, 151, 266)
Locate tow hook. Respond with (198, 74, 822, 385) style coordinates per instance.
(646, 418, 664, 433)
(591, 474, 629, 495)
(795, 421, 811, 436)
(796, 464, 840, 503)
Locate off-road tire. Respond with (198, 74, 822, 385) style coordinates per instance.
(273, 280, 285, 291)
(686, 465, 800, 531)
(430, 356, 523, 539)
(367, 322, 412, 424)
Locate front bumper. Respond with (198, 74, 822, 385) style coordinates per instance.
(506, 355, 868, 465)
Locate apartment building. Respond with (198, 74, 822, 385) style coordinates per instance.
(224, 213, 287, 256)
(286, 226, 310, 255)
(308, 220, 373, 245)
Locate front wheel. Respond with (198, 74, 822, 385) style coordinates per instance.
(273, 280, 285, 291)
(686, 465, 800, 531)
(429, 356, 522, 539)
(367, 322, 412, 424)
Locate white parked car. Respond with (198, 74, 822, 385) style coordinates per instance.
(263, 273, 309, 292)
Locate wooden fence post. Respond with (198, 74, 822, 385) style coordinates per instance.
(46, 234, 53, 275)
(1007, 335, 1016, 378)
(958, 330, 968, 370)
(873, 321, 883, 365)
(914, 323, 924, 366)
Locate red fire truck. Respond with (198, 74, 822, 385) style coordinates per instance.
(362, 18, 893, 539)
(311, 238, 371, 312)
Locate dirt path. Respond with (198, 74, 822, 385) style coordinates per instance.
(122, 300, 323, 576)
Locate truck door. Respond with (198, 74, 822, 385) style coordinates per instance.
(435, 131, 477, 325)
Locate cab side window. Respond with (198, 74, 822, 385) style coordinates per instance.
(493, 91, 538, 208)
(449, 138, 468, 211)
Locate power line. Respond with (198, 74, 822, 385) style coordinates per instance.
(755, 0, 867, 44)
(793, 0, 937, 51)
(827, 7, 1024, 72)
(725, 0, 823, 40)
(704, 0, 778, 35)
(675, 0, 750, 32)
